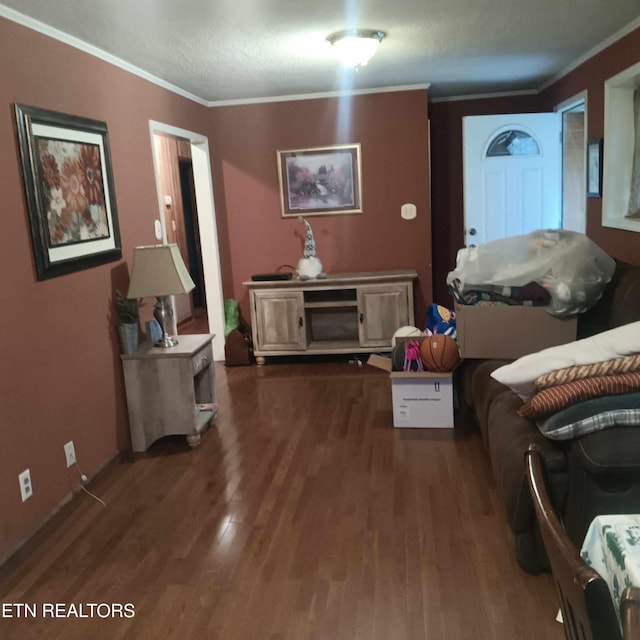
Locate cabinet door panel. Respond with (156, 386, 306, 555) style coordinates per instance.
(358, 285, 409, 347)
(254, 291, 306, 351)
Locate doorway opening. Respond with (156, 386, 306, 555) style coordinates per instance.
(179, 158, 206, 314)
(149, 121, 226, 360)
(557, 93, 587, 233)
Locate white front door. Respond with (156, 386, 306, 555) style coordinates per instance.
(463, 113, 562, 246)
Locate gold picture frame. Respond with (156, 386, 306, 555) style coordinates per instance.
(277, 143, 362, 217)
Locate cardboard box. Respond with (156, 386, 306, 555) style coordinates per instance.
(454, 302, 577, 360)
(368, 353, 454, 429)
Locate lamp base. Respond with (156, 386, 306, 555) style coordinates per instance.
(153, 295, 180, 348)
(154, 335, 179, 348)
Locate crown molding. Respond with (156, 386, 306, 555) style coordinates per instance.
(206, 84, 431, 108)
(429, 89, 538, 104)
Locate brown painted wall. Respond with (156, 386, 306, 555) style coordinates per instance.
(539, 26, 640, 262)
(208, 91, 432, 327)
(0, 17, 216, 562)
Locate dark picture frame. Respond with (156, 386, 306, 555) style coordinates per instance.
(14, 103, 121, 280)
(587, 138, 603, 198)
(277, 143, 362, 217)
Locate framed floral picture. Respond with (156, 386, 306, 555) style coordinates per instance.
(14, 104, 121, 280)
(277, 143, 362, 217)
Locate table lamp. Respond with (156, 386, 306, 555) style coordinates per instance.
(127, 244, 195, 348)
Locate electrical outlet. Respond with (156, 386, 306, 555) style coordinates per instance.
(64, 441, 76, 468)
(19, 469, 33, 502)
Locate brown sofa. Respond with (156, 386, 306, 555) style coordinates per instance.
(458, 261, 640, 573)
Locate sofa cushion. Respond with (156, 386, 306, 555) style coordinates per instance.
(573, 427, 640, 474)
(536, 392, 640, 440)
(459, 358, 511, 446)
(485, 391, 568, 533)
(564, 428, 640, 545)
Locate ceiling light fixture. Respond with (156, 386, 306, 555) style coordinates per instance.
(326, 29, 386, 69)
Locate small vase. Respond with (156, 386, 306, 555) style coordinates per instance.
(118, 323, 139, 355)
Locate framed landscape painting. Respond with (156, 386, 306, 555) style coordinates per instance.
(15, 104, 121, 280)
(277, 143, 362, 217)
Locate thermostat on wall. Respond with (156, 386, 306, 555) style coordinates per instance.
(401, 203, 417, 220)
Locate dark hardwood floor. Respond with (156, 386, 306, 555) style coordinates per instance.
(0, 361, 562, 639)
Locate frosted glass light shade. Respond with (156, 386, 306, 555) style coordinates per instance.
(327, 30, 385, 68)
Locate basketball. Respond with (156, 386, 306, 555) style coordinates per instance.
(420, 334, 460, 372)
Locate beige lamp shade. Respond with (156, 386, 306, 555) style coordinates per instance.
(127, 244, 195, 298)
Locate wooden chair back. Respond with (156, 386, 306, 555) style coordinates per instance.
(526, 444, 622, 640)
(622, 586, 640, 640)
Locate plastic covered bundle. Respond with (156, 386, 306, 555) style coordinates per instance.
(446, 230, 616, 316)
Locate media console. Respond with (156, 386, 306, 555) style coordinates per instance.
(244, 270, 417, 365)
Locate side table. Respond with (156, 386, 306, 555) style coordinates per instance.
(121, 333, 217, 452)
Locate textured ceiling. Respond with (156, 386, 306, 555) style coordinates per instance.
(2, 0, 640, 104)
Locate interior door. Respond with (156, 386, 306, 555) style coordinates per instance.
(463, 113, 562, 246)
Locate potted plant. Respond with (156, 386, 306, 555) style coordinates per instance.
(115, 290, 143, 354)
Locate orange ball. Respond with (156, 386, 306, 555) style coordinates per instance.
(419, 334, 460, 372)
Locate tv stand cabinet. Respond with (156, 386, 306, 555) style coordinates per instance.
(245, 270, 417, 365)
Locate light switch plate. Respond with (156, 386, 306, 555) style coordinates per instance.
(64, 441, 76, 468)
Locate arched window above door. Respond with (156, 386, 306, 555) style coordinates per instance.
(486, 129, 540, 157)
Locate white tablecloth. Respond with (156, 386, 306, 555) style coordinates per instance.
(581, 514, 640, 621)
